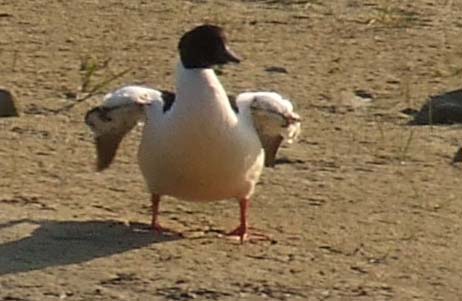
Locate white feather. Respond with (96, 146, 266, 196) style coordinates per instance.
(84, 85, 167, 171)
(236, 91, 301, 144)
(103, 85, 163, 106)
(85, 86, 163, 138)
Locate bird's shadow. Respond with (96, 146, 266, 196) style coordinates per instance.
(0, 219, 179, 276)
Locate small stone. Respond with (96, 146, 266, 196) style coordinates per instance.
(452, 147, 462, 164)
(0, 89, 19, 117)
(340, 90, 373, 109)
(265, 66, 289, 74)
(354, 89, 374, 100)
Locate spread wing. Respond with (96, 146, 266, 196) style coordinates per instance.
(85, 85, 168, 171)
(236, 92, 301, 167)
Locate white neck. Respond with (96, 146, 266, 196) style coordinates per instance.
(175, 62, 237, 122)
(175, 63, 230, 108)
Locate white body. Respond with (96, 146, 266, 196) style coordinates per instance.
(86, 66, 300, 202)
(138, 64, 264, 201)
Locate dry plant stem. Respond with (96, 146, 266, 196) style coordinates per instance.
(399, 129, 415, 162)
(53, 68, 132, 114)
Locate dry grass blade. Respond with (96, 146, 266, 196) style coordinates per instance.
(399, 129, 415, 162)
(53, 67, 131, 114)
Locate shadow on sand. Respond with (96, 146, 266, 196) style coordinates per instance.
(0, 219, 179, 275)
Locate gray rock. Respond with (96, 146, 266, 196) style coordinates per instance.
(409, 89, 462, 125)
(452, 147, 462, 164)
(0, 89, 19, 117)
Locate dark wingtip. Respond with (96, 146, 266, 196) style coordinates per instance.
(96, 159, 110, 172)
(262, 136, 283, 168)
(264, 157, 276, 168)
(94, 134, 123, 172)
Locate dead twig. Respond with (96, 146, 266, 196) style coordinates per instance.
(53, 67, 131, 114)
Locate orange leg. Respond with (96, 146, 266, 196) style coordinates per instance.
(150, 194, 181, 236)
(226, 198, 249, 243)
(150, 193, 163, 233)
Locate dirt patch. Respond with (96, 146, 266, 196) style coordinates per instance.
(1, 0, 462, 300)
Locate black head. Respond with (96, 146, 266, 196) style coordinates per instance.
(178, 24, 241, 69)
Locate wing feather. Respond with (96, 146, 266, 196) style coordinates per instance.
(85, 86, 166, 171)
(237, 92, 301, 167)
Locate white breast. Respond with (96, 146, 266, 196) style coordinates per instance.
(138, 64, 264, 201)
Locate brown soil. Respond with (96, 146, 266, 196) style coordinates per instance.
(1, 1, 462, 300)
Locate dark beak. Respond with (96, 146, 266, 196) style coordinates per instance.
(223, 45, 241, 64)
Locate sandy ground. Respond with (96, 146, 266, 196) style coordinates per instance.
(1, 0, 462, 300)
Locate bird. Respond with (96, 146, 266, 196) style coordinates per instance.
(85, 24, 301, 243)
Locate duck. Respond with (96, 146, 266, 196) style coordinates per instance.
(85, 24, 301, 243)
